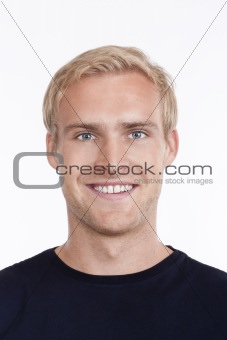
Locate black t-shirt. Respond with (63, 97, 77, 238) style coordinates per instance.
(0, 245, 227, 340)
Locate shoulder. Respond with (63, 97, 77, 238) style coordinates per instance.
(182, 251, 227, 287)
(0, 248, 54, 335)
(178, 249, 227, 325)
(169, 246, 227, 288)
(0, 248, 54, 287)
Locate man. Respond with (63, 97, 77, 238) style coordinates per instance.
(1, 46, 227, 339)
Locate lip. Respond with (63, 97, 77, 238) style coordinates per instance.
(87, 182, 135, 186)
(86, 183, 138, 201)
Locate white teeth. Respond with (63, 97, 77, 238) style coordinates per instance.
(94, 184, 133, 194)
(113, 185, 121, 193)
(108, 185, 114, 193)
(102, 186, 108, 193)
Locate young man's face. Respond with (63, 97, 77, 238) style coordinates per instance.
(47, 72, 178, 236)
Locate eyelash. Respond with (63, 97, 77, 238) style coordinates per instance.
(75, 130, 147, 141)
(76, 133, 95, 141)
(128, 131, 147, 139)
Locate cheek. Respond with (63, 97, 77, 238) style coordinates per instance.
(137, 141, 166, 162)
(58, 143, 89, 167)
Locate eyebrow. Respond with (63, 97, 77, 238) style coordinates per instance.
(63, 120, 158, 134)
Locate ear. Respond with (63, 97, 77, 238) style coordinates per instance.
(46, 132, 58, 169)
(164, 129, 179, 166)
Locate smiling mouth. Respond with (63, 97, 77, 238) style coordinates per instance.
(86, 183, 138, 199)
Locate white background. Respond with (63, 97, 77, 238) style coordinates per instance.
(0, 0, 226, 270)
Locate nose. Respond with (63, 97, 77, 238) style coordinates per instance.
(95, 137, 127, 175)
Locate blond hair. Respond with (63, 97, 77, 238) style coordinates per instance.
(43, 45, 177, 138)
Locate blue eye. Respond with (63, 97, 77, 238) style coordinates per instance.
(129, 131, 146, 139)
(77, 133, 95, 140)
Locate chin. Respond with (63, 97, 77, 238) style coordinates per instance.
(87, 213, 143, 237)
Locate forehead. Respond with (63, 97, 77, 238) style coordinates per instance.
(58, 72, 161, 127)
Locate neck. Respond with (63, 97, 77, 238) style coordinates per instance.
(55, 212, 172, 275)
